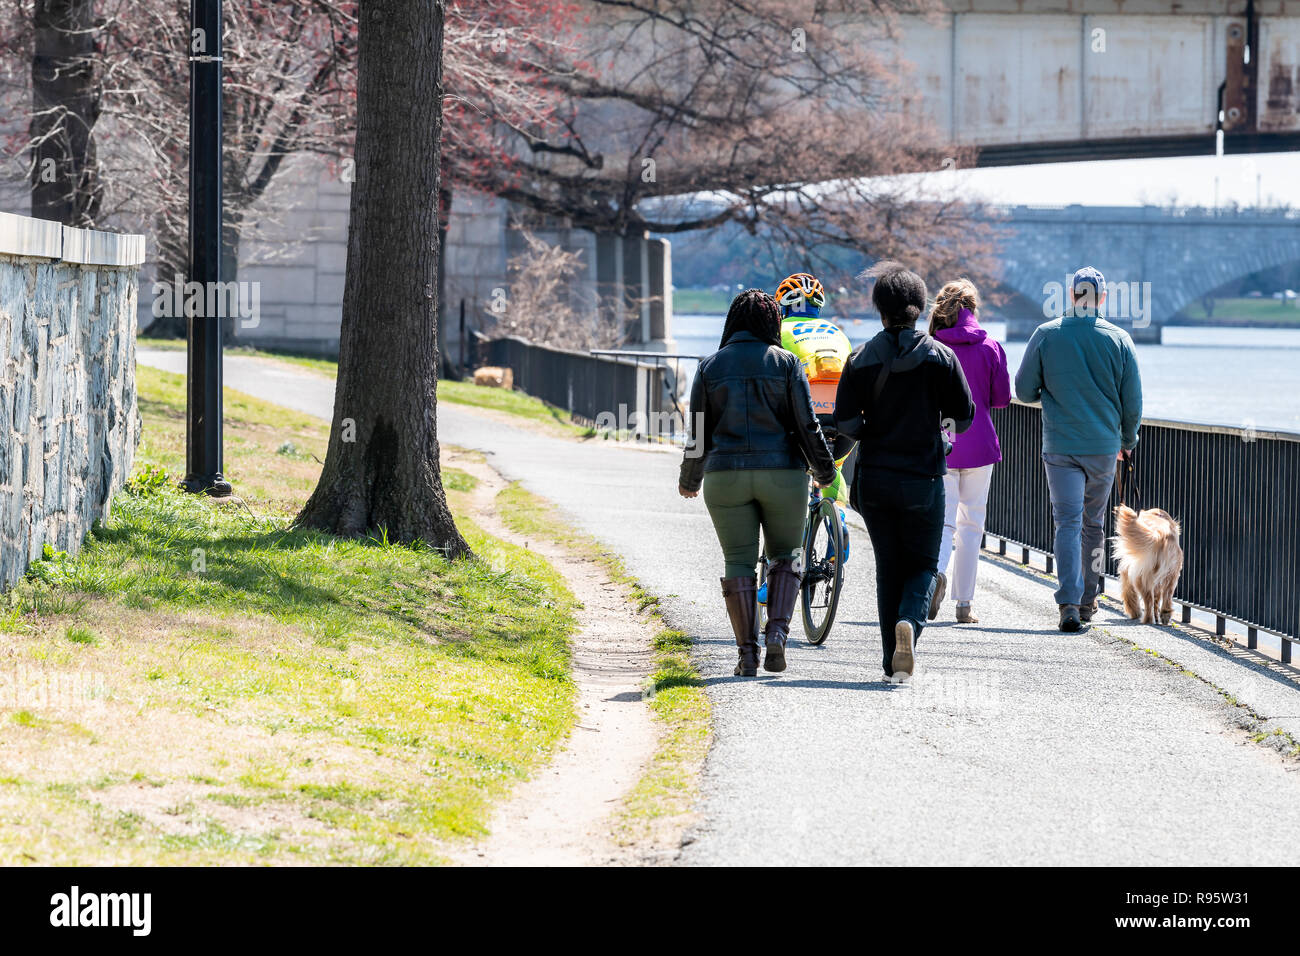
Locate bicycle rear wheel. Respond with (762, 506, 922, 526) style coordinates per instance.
(801, 497, 844, 645)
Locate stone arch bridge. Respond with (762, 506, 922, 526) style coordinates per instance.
(989, 205, 1300, 342)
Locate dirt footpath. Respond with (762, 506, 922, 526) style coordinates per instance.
(445, 451, 662, 866)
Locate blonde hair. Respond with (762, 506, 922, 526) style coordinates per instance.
(928, 278, 980, 337)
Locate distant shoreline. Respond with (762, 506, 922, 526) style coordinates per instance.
(673, 289, 1300, 330)
(675, 311, 1300, 331)
(1164, 316, 1300, 330)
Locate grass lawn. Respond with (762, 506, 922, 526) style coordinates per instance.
(1177, 297, 1300, 325)
(137, 336, 592, 436)
(672, 287, 731, 315)
(437, 380, 592, 436)
(137, 337, 341, 377)
(0, 364, 580, 865)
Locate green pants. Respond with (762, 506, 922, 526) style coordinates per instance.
(703, 468, 809, 579)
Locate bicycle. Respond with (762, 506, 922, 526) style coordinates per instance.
(755, 483, 846, 646)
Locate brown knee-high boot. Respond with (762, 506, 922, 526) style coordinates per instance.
(721, 577, 759, 677)
(763, 559, 801, 673)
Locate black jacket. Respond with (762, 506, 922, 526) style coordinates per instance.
(679, 331, 837, 492)
(833, 326, 975, 479)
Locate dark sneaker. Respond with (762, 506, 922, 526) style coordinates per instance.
(890, 619, 916, 682)
(1059, 604, 1082, 632)
(1080, 600, 1099, 624)
(928, 572, 947, 621)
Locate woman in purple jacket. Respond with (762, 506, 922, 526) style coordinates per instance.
(929, 280, 1011, 623)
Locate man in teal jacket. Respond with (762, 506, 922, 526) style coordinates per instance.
(1015, 267, 1143, 632)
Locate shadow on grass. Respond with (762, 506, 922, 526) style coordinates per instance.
(137, 395, 187, 423)
(69, 491, 560, 659)
(654, 672, 706, 692)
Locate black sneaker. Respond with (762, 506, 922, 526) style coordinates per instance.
(1080, 600, 1098, 624)
(1059, 604, 1082, 632)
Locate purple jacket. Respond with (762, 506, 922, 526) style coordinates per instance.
(934, 309, 1011, 469)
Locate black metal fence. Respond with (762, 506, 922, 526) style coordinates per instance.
(477, 336, 670, 434)
(987, 401, 1300, 659)
(589, 349, 699, 441)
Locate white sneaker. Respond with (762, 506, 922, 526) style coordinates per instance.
(891, 619, 916, 681)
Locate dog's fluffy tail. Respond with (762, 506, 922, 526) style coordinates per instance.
(1112, 504, 1176, 561)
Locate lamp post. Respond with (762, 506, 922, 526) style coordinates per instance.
(180, 0, 231, 496)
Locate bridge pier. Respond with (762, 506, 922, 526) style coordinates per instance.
(1126, 323, 1163, 345)
(595, 231, 675, 352)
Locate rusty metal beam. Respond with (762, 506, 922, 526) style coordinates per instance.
(974, 130, 1300, 166)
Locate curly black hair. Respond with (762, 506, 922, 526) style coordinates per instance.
(863, 261, 928, 328)
(719, 288, 782, 348)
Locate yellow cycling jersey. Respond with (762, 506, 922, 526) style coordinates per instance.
(780, 317, 853, 417)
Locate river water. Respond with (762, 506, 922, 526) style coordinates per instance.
(668, 315, 1300, 434)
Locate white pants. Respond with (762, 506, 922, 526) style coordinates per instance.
(937, 464, 995, 604)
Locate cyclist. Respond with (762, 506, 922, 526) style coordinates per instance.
(678, 290, 837, 676)
(775, 272, 855, 550)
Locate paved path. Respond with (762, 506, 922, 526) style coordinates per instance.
(139, 350, 1300, 865)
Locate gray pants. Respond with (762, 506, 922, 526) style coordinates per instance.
(1042, 453, 1116, 607)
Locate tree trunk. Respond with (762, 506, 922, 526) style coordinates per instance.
(30, 0, 101, 226)
(296, 0, 469, 558)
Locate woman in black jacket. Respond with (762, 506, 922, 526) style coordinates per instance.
(834, 265, 975, 683)
(679, 290, 837, 677)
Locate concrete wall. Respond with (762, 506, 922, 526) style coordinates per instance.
(196, 154, 673, 364)
(445, 189, 511, 368)
(0, 211, 144, 588)
(219, 159, 519, 363)
(236, 164, 351, 353)
(139, 155, 355, 356)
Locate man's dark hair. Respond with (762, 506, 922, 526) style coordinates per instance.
(862, 261, 928, 328)
(719, 288, 782, 347)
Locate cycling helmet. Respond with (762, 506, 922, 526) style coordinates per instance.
(775, 272, 826, 314)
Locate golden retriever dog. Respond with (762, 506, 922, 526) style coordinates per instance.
(1112, 505, 1184, 625)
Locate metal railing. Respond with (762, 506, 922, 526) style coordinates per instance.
(469, 338, 1299, 657)
(986, 401, 1300, 661)
(475, 336, 674, 438)
(588, 349, 701, 442)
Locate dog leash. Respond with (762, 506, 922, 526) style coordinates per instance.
(1115, 453, 1143, 511)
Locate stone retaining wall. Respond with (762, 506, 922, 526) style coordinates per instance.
(0, 211, 145, 588)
